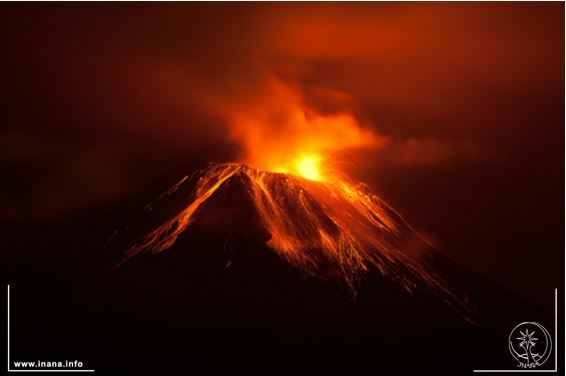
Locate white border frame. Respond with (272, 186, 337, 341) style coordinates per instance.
(6, 285, 560, 373)
(473, 288, 559, 373)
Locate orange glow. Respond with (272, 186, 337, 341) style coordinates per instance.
(209, 75, 384, 181)
(275, 153, 324, 181)
(294, 154, 323, 181)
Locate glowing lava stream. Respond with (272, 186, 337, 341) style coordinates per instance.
(111, 162, 473, 320)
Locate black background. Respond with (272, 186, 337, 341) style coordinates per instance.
(1, 3, 564, 372)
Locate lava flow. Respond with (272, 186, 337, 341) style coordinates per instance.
(109, 160, 473, 319)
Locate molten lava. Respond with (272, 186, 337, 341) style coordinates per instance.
(274, 153, 325, 181)
(109, 162, 473, 319)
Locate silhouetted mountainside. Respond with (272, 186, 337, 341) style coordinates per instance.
(95, 164, 554, 371)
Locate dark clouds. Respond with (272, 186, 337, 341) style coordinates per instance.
(0, 3, 563, 309)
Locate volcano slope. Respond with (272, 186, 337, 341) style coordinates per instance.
(108, 163, 473, 315)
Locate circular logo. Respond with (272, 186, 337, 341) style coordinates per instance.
(508, 322, 552, 368)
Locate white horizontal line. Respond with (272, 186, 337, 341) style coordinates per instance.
(473, 371, 557, 373)
(8, 371, 95, 373)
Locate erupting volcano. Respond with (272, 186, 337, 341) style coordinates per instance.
(106, 74, 475, 319)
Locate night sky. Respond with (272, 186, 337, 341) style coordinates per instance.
(1, 3, 563, 311)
